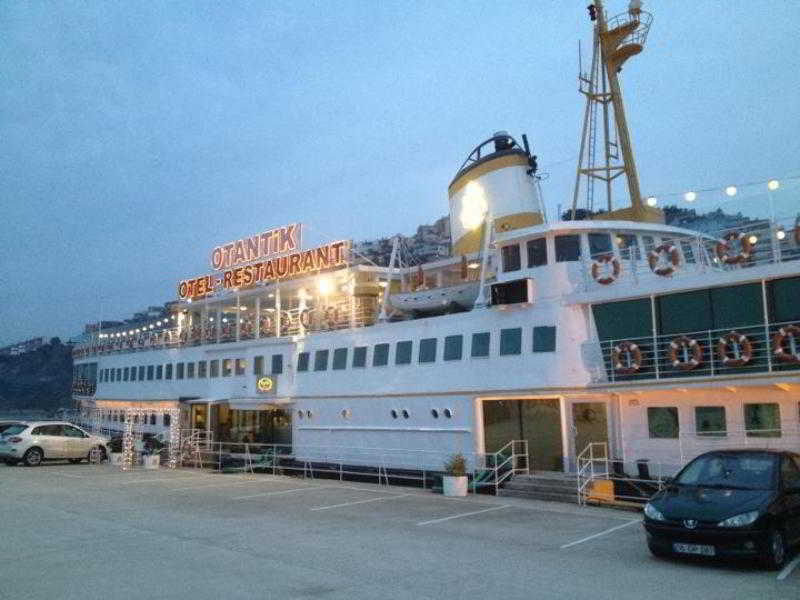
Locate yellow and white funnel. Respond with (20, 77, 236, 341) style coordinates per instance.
(448, 132, 545, 255)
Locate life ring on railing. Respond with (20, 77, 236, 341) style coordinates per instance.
(668, 336, 703, 371)
(591, 253, 621, 285)
(299, 309, 311, 328)
(647, 244, 680, 276)
(772, 325, 800, 364)
(260, 316, 272, 334)
(717, 331, 753, 367)
(715, 231, 752, 264)
(324, 306, 339, 328)
(612, 341, 642, 374)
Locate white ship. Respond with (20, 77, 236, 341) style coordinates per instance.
(72, 1, 800, 483)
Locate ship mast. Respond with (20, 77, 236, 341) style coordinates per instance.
(571, 0, 663, 223)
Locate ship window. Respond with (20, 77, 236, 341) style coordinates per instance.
(526, 238, 547, 267)
(499, 328, 522, 355)
(314, 350, 329, 371)
(352, 346, 367, 368)
(198, 361, 207, 378)
(390, 409, 398, 419)
(271, 354, 283, 375)
(444, 408, 453, 418)
(395, 341, 412, 365)
(163, 414, 171, 427)
(680, 239, 696, 264)
(532, 326, 556, 352)
(138, 366, 145, 380)
(297, 352, 310, 372)
(695, 406, 726, 437)
(373, 343, 390, 367)
(177, 363, 185, 379)
(210, 360, 219, 377)
(419, 338, 437, 363)
(555, 235, 581, 262)
(146, 366, 154, 381)
(444, 335, 463, 361)
(187, 362, 195, 378)
(402, 409, 410, 419)
(745, 403, 781, 438)
(235, 359, 246, 376)
(501, 244, 521, 272)
(123, 367, 129, 382)
(165, 363, 173, 380)
(156, 365, 163, 380)
(117, 368, 122, 381)
(471, 332, 490, 358)
(617, 234, 640, 260)
(221, 359, 232, 377)
(332, 348, 348, 370)
(129, 367, 136, 382)
(254, 356, 264, 376)
(647, 407, 679, 439)
(431, 409, 439, 419)
(642, 235, 656, 254)
(588, 233, 612, 258)
(150, 414, 156, 425)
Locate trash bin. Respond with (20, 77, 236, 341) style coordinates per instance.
(636, 459, 651, 480)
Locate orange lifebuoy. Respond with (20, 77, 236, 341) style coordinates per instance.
(299, 309, 311, 328)
(591, 253, 621, 285)
(717, 331, 753, 367)
(612, 341, 642, 374)
(648, 244, 680, 276)
(715, 231, 752, 264)
(324, 306, 339, 328)
(772, 325, 800, 364)
(668, 336, 703, 371)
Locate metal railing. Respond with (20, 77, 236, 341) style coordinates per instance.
(474, 440, 530, 494)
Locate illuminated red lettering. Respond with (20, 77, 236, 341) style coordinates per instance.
(223, 271, 233, 288)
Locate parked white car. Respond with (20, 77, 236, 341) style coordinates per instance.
(0, 422, 109, 466)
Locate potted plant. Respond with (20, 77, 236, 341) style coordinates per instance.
(142, 437, 163, 470)
(443, 453, 468, 497)
(107, 437, 124, 466)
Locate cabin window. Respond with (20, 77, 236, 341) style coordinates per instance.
(332, 348, 348, 370)
(187, 362, 195, 378)
(642, 235, 656, 254)
(695, 406, 726, 437)
(138, 366, 145, 380)
(163, 414, 171, 427)
(254, 356, 264, 376)
(647, 407, 679, 439)
(235, 359, 246, 376)
(745, 403, 781, 438)
(395, 341, 413, 365)
(314, 350, 329, 371)
(271, 354, 283, 374)
(373, 343, 389, 367)
(471, 332, 490, 358)
(297, 352, 310, 372)
(444, 335, 463, 361)
(130, 367, 136, 382)
(198, 361, 207, 378)
(165, 363, 173, 380)
(156, 365, 163, 380)
(499, 328, 522, 356)
(555, 235, 581, 262)
(526, 238, 547, 267)
(221, 359, 232, 377)
(501, 244, 521, 272)
(177, 363, 185, 379)
(419, 338, 437, 363)
(617, 234, 640, 260)
(588, 233, 612, 258)
(353, 346, 367, 368)
(532, 326, 557, 352)
(680, 240, 696, 264)
(146, 366, 153, 380)
(123, 367, 130, 382)
(768, 277, 800, 323)
(117, 368, 122, 381)
(210, 360, 219, 377)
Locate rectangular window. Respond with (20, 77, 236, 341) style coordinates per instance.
(176, 363, 184, 379)
(419, 338, 437, 363)
(647, 407, 679, 439)
(471, 332, 490, 358)
(444, 335, 463, 361)
(588, 232, 612, 258)
(526, 238, 547, 267)
(680, 240, 696, 264)
(223, 359, 234, 377)
(129, 367, 136, 382)
(314, 350, 329, 371)
(395, 340, 412, 365)
(501, 244, 521, 272)
(123, 367, 129, 382)
(499, 328, 522, 355)
(254, 356, 264, 376)
(198, 361, 207, 378)
(146, 366, 154, 381)
(116, 368, 122, 381)
(210, 360, 220, 378)
(617, 234, 641, 261)
(165, 363, 173, 380)
(555, 235, 581, 262)
(297, 352, 310, 372)
(110, 369, 115, 382)
(138, 366, 145, 380)
(745, 403, 781, 437)
(187, 362, 195, 378)
(235, 359, 246, 376)
(695, 406, 726, 437)
(353, 346, 367, 368)
(532, 326, 557, 352)
(156, 365, 163, 380)
(332, 348, 348, 370)
(373, 343, 390, 367)
(642, 235, 655, 254)
(163, 414, 171, 427)
(271, 354, 283, 375)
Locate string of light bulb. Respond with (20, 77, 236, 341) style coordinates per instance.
(643, 173, 800, 207)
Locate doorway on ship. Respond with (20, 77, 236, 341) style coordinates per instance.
(190, 404, 207, 431)
(482, 398, 564, 472)
(569, 401, 609, 472)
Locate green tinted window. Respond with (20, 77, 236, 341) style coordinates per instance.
(499, 328, 522, 355)
(353, 346, 367, 368)
(332, 348, 348, 370)
(444, 335, 463, 361)
(745, 403, 781, 437)
(710, 284, 763, 329)
(647, 407, 679, 439)
(593, 298, 652, 341)
(471, 332, 490, 357)
(419, 338, 437, 363)
(533, 326, 556, 352)
(314, 350, 329, 371)
(396, 341, 412, 365)
(297, 352, 310, 372)
(769, 277, 800, 322)
(695, 406, 726, 437)
(373, 343, 389, 366)
(271, 354, 283, 374)
(254, 356, 264, 376)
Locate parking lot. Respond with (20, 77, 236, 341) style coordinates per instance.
(1, 463, 798, 600)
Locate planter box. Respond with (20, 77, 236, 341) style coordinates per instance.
(443, 475, 468, 497)
(143, 455, 161, 470)
(109, 453, 123, 467)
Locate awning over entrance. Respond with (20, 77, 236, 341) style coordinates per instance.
(228, 397, 293, 410)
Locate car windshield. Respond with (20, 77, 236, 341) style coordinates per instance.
(1, 424, 28, 436)
(675, 453, 776, 490)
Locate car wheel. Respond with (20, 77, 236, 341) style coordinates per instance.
(23, 448, 43, 467)
(88, 446, 105, 464)
(647, 541, 670, 559)
(68, 458, 84, 464)
(761, 527, 787, 570)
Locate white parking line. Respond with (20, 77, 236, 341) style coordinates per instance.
(560, 519, 640, 549)
(168, 481, 258, 492)
(416, 504, 511, 526)
(234, 485, 334, 500)
(777, 555, 800, 580)
(311, 493, 410, 511)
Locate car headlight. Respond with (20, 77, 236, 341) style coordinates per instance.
(644, 503, 666, 521)
(717, 510, 759, 528)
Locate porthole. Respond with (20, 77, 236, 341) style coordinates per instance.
(297, 410, 304, 419)
(444, 408, 453, 419)
(390, 409, 398, 419)
(341, 409, 351, 419)
(431, 409, 439, 419)
(402, 409, 410, 419)
(306, 410, 312, 419)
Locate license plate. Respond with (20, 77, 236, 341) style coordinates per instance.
(673, 543, 715, 556)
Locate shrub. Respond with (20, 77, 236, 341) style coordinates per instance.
(444, 453, 467, 477)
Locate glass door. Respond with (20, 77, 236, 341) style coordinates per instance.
(571, 401, 609, 470)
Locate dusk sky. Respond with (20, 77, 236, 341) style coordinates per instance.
(2, 1, 799, 346)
